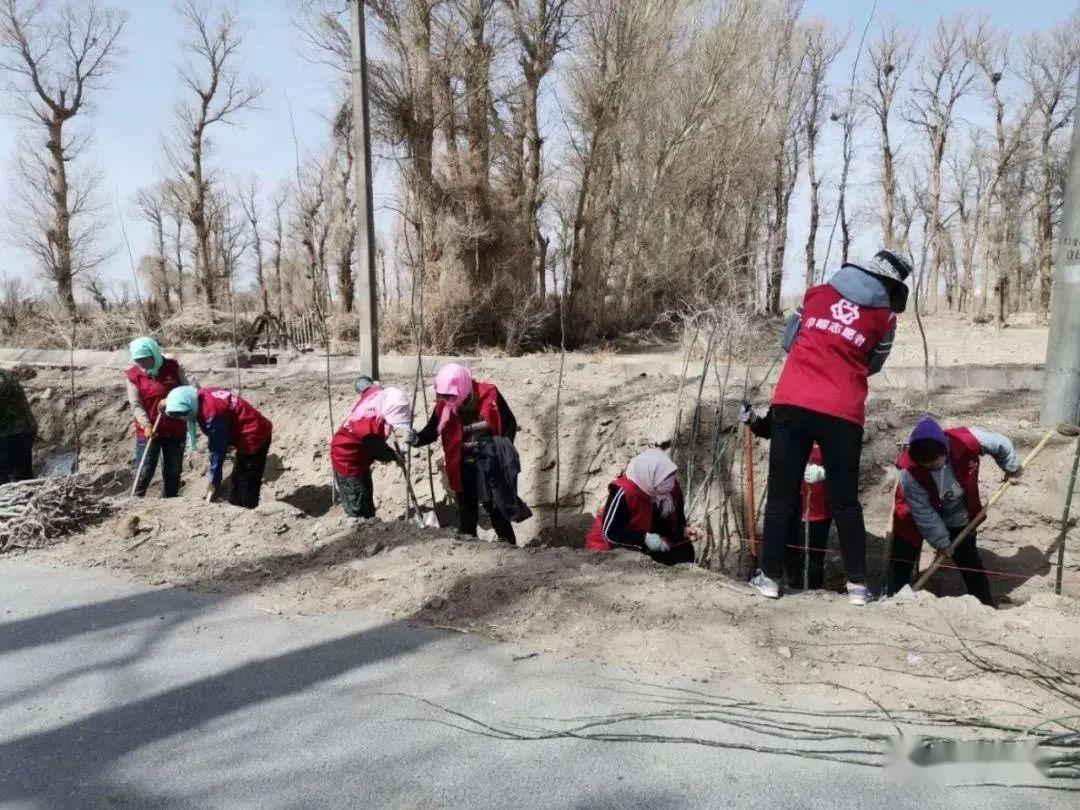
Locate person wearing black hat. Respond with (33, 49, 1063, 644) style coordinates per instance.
(752, 249, 913, 606)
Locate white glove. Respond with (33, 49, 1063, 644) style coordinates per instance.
(804, 464, 826, 485)
(401, 427, 418, 446)
(644, 533, 669, 553)
(739, 400, 755, 425)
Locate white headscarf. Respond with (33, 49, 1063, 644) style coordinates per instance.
(348, 385, 413, 436)
(625, 448, 679, 517)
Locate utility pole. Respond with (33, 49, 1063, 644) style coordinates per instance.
(350, 0, 379, 379)
(1042, 103, 1080, 426)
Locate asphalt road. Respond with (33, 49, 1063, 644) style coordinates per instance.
(0, 558, 1065, 809)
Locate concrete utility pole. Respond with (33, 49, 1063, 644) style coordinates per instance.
(350, 0, 379, 379)
(1042, 102, 1080, 426)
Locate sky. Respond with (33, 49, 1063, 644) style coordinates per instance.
(0, 0, 1073, 300)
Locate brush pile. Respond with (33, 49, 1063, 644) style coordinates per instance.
(0, 476, 113, 552)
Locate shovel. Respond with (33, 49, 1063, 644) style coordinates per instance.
(129, 412, 164, 498)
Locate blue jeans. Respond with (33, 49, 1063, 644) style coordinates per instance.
(134, 436, 184, 497)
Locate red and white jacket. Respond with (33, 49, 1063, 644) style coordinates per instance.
(772, 280, 895, 426)
(330, 386, 396, 477)
(126, 359, 188, 440)
(585, 477, 685, 552)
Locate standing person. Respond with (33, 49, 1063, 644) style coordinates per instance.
(888, 416, 1021, 608)
(163, 385, 273, 509)
(585, 448, 696, 565)
(330, 379, 416, 518)
(407, 363, 518, 543)
(0, 367, 36, 482)
(125, 337, 191, 498)
(752, 249, 912, 605)
(741, 404, 833, 589)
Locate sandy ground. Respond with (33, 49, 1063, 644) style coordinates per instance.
(4, 312, 1077, 725)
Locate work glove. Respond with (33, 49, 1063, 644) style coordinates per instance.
(803, 464, 826, 485)
(644, 532, 670, 553)
(927, 533, 952, 554)
(400, 427, 418, 447)
(739, 400, 755, 425)
(1005, 466, 1024, 481)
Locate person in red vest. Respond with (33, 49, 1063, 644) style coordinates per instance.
(585, 448, 696, 565)
(125, 337, 191, 498)
(407, 363, 518, 542)
(888, 416, 1021, 607)
(753, 249, 912, 606)
(742, 404, 833, 589)
(163, 385, 273, 509)
(330, 378, 416, 518)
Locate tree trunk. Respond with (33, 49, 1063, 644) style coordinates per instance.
(191, 128, 215, 307)
(1038, 126, 1055, 318)
(524, 72, 546, 298)
(805, 126, 820, 289)
(47, 121, 76, 315)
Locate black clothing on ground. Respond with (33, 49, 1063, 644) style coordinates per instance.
(762, 404, 866, 585)
(888, 528, 995, 607)
(229, 442, 270, 509)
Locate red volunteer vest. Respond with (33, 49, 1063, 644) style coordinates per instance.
(585, 477, 684, 552)
(772, 284, 895, 426)
(802, 444, 831, 522)
(330, 387, 387, 477)
(893, 427, 982, 547)
(437, 381, 503, 493)
(198, 387, 273, 454)
(126, 359, 187, 439)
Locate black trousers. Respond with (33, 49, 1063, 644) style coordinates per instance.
(133, 436, 184, 497)
(229, 443, 270, 510)
(458, 462, 516, 543)
(784, 519, 831, 590)
(336, 471, 375, 518)
(763, 405, 866, 584)
(0, 431, 34, 482)
(889, 528, 995, 607)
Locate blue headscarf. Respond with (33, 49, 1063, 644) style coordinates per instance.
(164, 385, 200, 451)
(129, 337, 164, 378)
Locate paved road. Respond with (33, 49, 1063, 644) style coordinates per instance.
(0, 559, 1064, 809)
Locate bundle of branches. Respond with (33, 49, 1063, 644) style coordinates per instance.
(0, 476, 113, 552)
(158, 305, 250, 348)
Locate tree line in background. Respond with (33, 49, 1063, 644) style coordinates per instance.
(0, 0, 1077, 352)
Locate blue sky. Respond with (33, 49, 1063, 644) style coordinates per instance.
(0, 0, 1072, 298)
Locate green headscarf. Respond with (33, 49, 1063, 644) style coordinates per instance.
(129, 337, 164, 378)
(164, 385, 200, 451)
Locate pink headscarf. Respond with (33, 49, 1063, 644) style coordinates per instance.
(347, 385, 413, 436)
(434, 363, 474, 434)
(626, 448, 679, 518)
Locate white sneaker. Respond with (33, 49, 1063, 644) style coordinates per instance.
(750, 572, 780, 599)
(847, 582, 869, 606)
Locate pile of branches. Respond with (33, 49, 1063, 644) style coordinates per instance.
(0, 476, 113, 552)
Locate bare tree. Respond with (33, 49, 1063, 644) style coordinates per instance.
(270, 184, 289, 319)
(801, 19, 843, 288)
(136, 184, 171, 312)
(906, 15, 981, 313)
(237, 176, 267, 308)
(169, 0, 261, 308)
(863, 21, 914, 251)
(1025, 22, 1079, 318)
(0, 0, 126, 314)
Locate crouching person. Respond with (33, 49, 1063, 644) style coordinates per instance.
(331, 378, 415, 518)
(408, 363, 519, 543)
(742, 403, 833, 589)
(889, 416, 1022, 607)
(163, 386, 273, 509)
(585, 448, 695, 565)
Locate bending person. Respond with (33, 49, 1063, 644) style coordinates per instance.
(408, 363, 518, 543)
(125, 337, 190, 498)
(331, 377, 416, 518)
(889, 416, 1021, 608)
(585, 448, 695, 566)
(163, 385, 273, 509)
(753, 249, 912, 606)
